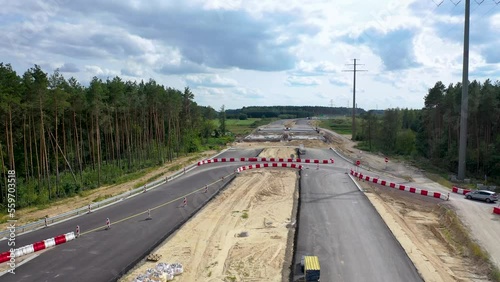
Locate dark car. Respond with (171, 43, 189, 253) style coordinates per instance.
(465, 190, 498, 203)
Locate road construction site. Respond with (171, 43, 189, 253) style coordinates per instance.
(1, 119, 498, 282)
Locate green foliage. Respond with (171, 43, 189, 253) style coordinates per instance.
(355, 78, 500, 185)
(238, 113, 248, 120)
(219, 105, 226, 135)
(319, 117, 353, 135)
(0, 63, 231, 209)
(241, 211, 249, 219)
(395, 129, 416, 155)
(278, 114, 296, 119)
(211, 118, 277, 136)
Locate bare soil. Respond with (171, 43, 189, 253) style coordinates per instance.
(362, 183, 488, 281)
(120, 147, 298, 282)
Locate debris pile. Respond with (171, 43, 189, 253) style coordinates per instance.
(133, 262, 183, 282)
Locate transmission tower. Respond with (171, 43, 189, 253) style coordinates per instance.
(343, 59, 367, 140)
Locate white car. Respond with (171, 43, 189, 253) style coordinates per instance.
(465, 190, 498, 203)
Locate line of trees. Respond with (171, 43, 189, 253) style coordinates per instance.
(225, 106, 365, 119)
(0, 63, 225, 209)
(357, 79, 500, 183)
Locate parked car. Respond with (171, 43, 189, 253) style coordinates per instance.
(465, 190, 498, 203)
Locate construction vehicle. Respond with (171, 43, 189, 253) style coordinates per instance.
(301, 255, 320, 281)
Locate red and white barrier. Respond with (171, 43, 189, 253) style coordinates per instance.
(350, 170, 449, 200)
(236, 163, 303, 173)
(198, 157, 333, 166)
(0, 232, 75, 264)
(452, 186, 471, 195)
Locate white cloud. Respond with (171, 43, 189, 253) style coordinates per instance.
(185, 74, 238, 88)
(286, 76, 321, 87)
(1, 0, 499, 111)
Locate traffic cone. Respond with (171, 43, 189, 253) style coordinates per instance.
(182, 197, 187, 207)
(76, 225, 80, 238)
(106, 218, 111, 230)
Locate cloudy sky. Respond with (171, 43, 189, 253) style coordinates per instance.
(1, 0, 499, 110)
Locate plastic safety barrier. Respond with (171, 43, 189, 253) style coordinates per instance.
(452, 186, 471, 195)
(0, 232, 76, 263)
(350, 170, 449, 200)
(198, 157, 333, 166)
(493, 207, 500, 215)
(236, 163, 303, 173)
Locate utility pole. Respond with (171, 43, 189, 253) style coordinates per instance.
(343, 59, 367, 140)
(458, 0, 470, 180)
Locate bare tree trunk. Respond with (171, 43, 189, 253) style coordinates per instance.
(32, 113, 41, 186)
(55, 99, 59, 195)
(8, 106, 15, 171)
(23, 114, 29, 180)
(0, 141, 6, 204)
(115, 110, 120, 167)
(96, 113, 101, 187)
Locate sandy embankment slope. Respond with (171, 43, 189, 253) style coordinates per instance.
(121, 147, 298, 281)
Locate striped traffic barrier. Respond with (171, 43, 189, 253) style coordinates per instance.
(0, 232, 76, 263)
(350, 170, 449, 200)
(198, 157, 334, 166)
(452, 186, 471, 195)
(236, 163, 303, 173)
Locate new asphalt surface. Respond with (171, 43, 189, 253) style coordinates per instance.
(293, 147, 423, 282)
(0, 149, 261, 282)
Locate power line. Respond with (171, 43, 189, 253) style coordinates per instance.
(343, 59, 367, 140)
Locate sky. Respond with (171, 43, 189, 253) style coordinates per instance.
(1, 0, 499, 111)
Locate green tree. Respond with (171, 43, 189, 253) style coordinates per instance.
(219, 105, 226, 135)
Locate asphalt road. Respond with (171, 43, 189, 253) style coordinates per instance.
(258, 119, 317, 133)
(293, 148, 423, 282)
(0, 149, 261, 282)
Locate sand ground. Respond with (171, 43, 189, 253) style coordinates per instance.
(120, 147, 298, 282)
